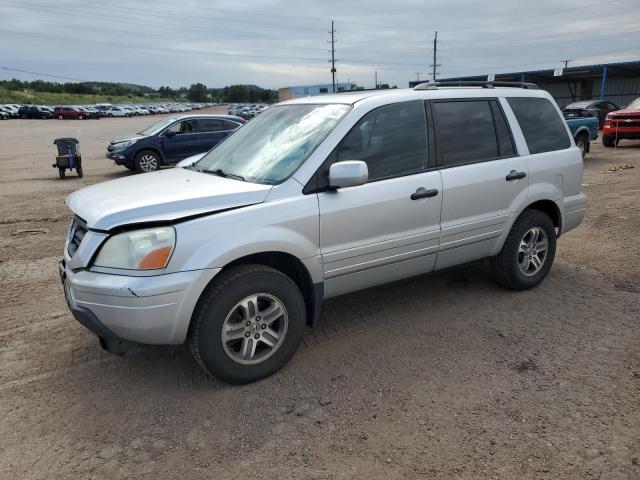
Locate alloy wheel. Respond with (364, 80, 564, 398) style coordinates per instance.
(517, 227, 548, 276)
(138, 154, 158, 172)
(220, 293, 288, 365)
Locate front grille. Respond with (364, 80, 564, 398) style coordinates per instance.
(611, 115, 640, 120)
(612, 118, 640, 128)
(67, 218, 88, 257)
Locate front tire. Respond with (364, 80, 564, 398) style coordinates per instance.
(602, 136, 617, 147)
(188, 264, 306, 384)
(134, 150, 160, 173)
(491, 209, 556, 290)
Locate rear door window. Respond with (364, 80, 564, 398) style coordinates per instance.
(433, 99, 514, 167)
(223, 120, 241, 130)
(196, 119, 226, 133)
(507, 97, 571, 154)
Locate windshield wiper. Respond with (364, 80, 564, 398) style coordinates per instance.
(203, 168, 245, 182)
(185, 162, 202, 172)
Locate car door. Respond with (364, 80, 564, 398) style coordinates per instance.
(162, 120, 198, 163)
(432, 98, 529, 270)
(317, 100, 443, 298)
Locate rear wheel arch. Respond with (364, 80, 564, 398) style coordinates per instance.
(524, 199, 562, 235)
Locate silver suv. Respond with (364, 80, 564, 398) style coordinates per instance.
(59, 83, 587, 384)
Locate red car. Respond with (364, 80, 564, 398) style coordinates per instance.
(53, 107, 87, 120)
(602, 97, 640, 147)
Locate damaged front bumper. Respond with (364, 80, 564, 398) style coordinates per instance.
(59, 259, 220, 345)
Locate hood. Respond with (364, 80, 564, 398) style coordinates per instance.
(609, 108, 640, 117)
(66, 168, 272, 230)
(110, 134, 145, 144)
(176, 152, 206, 168)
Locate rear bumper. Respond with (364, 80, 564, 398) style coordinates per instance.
(562, 192, 588, 235)
(59, 260, 220, 345)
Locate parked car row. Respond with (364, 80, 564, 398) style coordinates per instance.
(228, 103, 270, 120)
(0, 102, 217, 120)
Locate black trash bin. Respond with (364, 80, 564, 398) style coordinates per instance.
(53, 137, 83, 179)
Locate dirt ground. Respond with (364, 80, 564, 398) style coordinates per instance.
(0, 111, 639, 480)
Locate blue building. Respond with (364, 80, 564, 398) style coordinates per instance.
(409, 60, 640, 108)
(278, 83, 352, 102)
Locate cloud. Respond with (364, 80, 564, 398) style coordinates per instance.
(1, 0, 639, 89)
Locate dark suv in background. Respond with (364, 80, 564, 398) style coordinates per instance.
(106, 114, 246, 172)
(18, 106, 52, 119)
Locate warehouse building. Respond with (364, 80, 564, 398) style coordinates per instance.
(278, 82, 352, 102)
(409, 60, 640, 108)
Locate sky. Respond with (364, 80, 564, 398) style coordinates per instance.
(1, 0, 639, 90)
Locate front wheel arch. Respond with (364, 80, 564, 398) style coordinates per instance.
(210, 251, 320, 328)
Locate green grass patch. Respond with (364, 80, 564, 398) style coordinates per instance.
(0, 89, 176, 105)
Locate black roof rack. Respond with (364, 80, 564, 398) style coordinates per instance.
(414, 80, 539, 90)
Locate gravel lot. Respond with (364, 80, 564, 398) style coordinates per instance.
(0, 112, 638, 479)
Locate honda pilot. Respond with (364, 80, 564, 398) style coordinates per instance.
(60, 83, 587, 384)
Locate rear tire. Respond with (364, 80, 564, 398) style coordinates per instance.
(188, 264, 306, 384)
(58, 115, 64, 120)
(58, 168, 66, 179)
(491, 209, 556, 290)
(76, 166, 83, 178)
(78, 114, 84, 120)
(575, 134, 589, 158)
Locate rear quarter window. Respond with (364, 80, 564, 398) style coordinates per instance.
(507, 97, 571, 154)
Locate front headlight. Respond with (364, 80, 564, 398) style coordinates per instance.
(113, 139, 137, 149)
(94, 226, 175, 270)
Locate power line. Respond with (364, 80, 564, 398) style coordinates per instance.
(1, 66, 93, 83)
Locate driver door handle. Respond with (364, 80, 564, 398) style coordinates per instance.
(410, 188, 439, 200)
(506, 170, 526, 181)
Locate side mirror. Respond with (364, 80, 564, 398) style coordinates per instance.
(329, 160, 368, 189)
(165, 130, 175, 138)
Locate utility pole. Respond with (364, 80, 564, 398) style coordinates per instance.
(328, 21, 337, 93)
(415, 72, 424, 82)
(374, 70, 378, 89)
(430, 31, 441, 81)
(562, 59, 572, 69)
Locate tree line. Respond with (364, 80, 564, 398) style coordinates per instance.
(0, 78, 277, 103)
